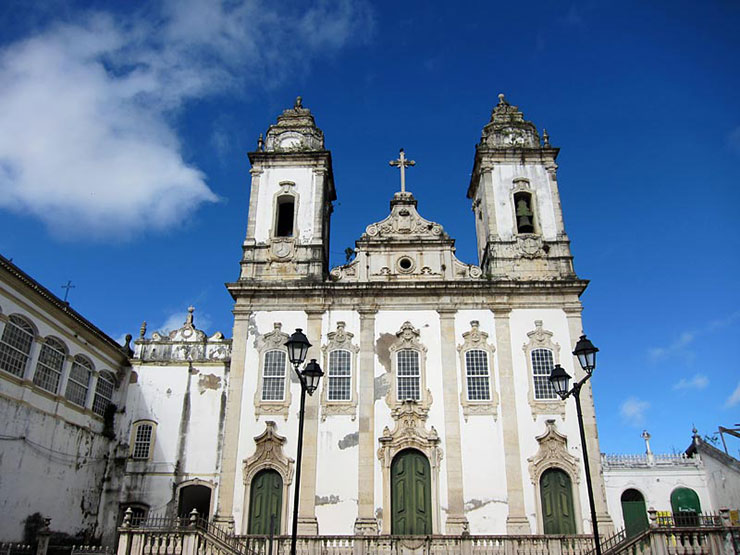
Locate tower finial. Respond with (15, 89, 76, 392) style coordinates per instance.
(257, 133, 264, 151)
(542, 128, 550, 147)
(498, 93, 507, 105)
(295, 96, 303, 110)
(186, 306, 195, 327)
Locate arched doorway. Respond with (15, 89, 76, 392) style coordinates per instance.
(178, 484, 212, 519)
(621, 489, 648, 537)
(540, 468, 576, 534)
(248, 469, 283, 535)
(391, 449, 432, 535)
(671, 487, 701, 526)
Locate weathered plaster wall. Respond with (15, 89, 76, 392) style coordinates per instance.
(701, 449, 740, 510)
(253, 167, 318, 244)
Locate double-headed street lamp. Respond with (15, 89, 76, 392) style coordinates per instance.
(285, 329, 324, 555)
(549, 334, 602, 555)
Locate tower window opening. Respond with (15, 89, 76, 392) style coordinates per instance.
(514, 192, 535, 234)
(275, 196, 295, 237)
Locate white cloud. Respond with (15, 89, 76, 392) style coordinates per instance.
(0, 1, 372, 240)
(673, 373, 709, 391)
(726, 383, 740, 408)
(620, 397, 650, 427)
(648, 331, 694, 361)
(648, 312, 740, 362)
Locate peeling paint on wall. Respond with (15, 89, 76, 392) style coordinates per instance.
(338, 432, 358, 449)
(375, 333, 395, 372)
(464, 498, 505, 511)
(197, 373, 221, 394)
(248, 315, 260, 349)
(315, 494, 341, 506)
(374, 374, 390, 401)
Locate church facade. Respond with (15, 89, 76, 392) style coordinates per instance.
(123, 95, 614, 538)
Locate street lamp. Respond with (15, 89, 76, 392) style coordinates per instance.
(549, 334, 602, 555)
(285, 329, 323, 555)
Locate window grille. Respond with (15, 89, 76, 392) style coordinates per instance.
(262, 350, 286, 401)
(465, 349, 491, 401)
(532, 348, 557, 399)
(66, 356, 93, 407)
(132, 423, 154, 459)
(33, 338, 66, 393)
(0, 315, 34, 377)
(92, 371, 115, 416)
(328, 350, 351, 401)
(397, 349, 420, 401)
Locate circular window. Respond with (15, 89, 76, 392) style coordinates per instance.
(397, 256, 415, 273)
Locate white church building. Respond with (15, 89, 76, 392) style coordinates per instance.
(1, 96, 737, 552)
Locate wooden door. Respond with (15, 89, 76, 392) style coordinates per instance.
(540, 468, 576, 534)
(391, 449, 432, 535)
(621, 489, 649, 537)
(248, 469, 282, 535)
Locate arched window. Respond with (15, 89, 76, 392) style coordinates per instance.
(514, 191, 535, 233)
(464, 349, 490, 401)
(0, 314, 35, 377)
(33, 337, 66, 393)
(327, 349, 351, 401)
(396, 349, 420, 401)
(275, 195, 295, 237)
(540, 468, 576, 534)
(66, 356, 93, 407)
(248, 469, 283, 535)
(131, 421, 156, 460)
(532, 348, 557, 400)
(262, 350, 286, 401)
(92, 371, 115, 416)
(391, 449, 432, 535)
(621, 489, 648, 537)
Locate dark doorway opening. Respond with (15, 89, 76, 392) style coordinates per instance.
(178, 484, 211, 520)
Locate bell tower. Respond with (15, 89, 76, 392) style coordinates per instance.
(240, 97, 336, 281)
(467, 94, 575, 280)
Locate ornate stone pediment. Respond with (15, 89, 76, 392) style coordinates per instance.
(364, 193, 446, 240)
(378, 401, 442, 466)
(243, 421, 294, 485)
(527, 419, 580, 485)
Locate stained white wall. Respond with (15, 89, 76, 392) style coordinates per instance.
(253, 168, 319, 244)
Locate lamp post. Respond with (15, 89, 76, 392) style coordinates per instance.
(285, 329, 323, 555)
(549, 334, 602, 555)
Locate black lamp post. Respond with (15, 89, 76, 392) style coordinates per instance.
(285, 329, 323, 555)
(549, 334, 602, 555)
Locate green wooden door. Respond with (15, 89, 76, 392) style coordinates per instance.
(670, 488, 701, 525)
(621, 489, 648, 537)
(391, 449, 432, 535)
(248, 469, 282, 535)
(540, 468, 576, 534)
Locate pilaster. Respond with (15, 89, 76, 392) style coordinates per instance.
(354, 308, 379, 534)
(296, 309, 324, 534)
(492, 307, 531, 534)
(214, 311, 252, 531)
(564, 306, 614, 535)
(437, 309, 469, 534)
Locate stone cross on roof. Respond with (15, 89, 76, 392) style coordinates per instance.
(389, 148, 415, 193)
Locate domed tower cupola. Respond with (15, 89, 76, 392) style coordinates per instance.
(263, 96, 325, 152)
(467, 94, 577, 281)
(238, 97, 336, 282)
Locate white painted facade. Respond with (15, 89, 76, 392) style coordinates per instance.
(0, 256, 130, 545)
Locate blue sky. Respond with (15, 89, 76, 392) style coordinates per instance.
(1, 0, 738, 456)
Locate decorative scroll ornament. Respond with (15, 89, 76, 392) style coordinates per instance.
(262, 97, 325, 152)
(364, 195, 445, 239)
(527, 419, 580, 485)
(243, 421, 294, 486)
(523, 320, 565, 420)
(457, 320, 499, 420)
(320, 321, 359, 421)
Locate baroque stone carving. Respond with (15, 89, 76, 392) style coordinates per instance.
(320, 321, 359, 421)
(377, 400, 443, 534)
(262, 97, 324, 153)
(527, 419, 580, 485)
(254, 323, 292, 420)
(457, 320, 499, 421)
(242, 421, 294, 534)
(364, 194, 446, 240)
(386, 321, 432, 410)
(481, 94, 541, 149)
(523, 321, 565, 420)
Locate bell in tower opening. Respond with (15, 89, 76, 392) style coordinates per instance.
(514, 192, 535, 234)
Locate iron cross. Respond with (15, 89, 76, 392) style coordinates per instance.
(389, 148, 415, 193)
(61, 280, 75, 302)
